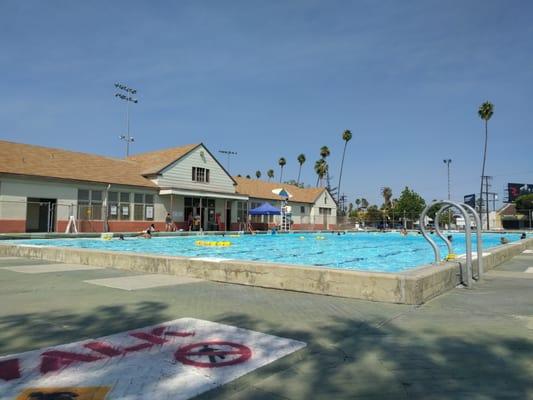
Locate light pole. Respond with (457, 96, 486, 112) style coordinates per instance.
(115, 83, 138, 157)
(218, 150, 237, 174)
(443, 159, 452, 228)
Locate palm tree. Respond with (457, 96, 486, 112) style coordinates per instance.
(319, 146, 332, 190)
(478, 101, 494, 229)
(381, 187, 393, 209)
(267, 169, 274, 181)
(314, 159, 328, 187)
(361, 198, 369, 209)
(337, 129, 352, 202)
(355, 198, 361, 210)
(296, 153, 306, 185)
(278, 157, 286, 182)
(246, 175, 251, 179)
(255, 170, 261, 179)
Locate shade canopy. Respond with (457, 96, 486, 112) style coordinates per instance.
(249, 202, 281, 215)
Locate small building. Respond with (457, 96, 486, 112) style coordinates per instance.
(0, 140, 337, 233)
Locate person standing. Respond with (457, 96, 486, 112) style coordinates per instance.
(165, 212, 174, 231)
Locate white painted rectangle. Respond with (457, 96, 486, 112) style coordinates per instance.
(84, 274, 203, 290)
(4, 264, 102, 274)
(0, 318, 306, 400)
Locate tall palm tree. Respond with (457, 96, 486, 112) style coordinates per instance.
(478, 101, 494, 229)
(296, 153, 306, 185)
(246, 175, 251, 179)
(355, 198, 361, 210)
(319, 146, 332, 190)
(337, 129, 352, 202)
(278, 157, 286, 182)
(381, 187, 393, 208)
(255, 170, 261, 179)
(361, 198, 369, 209)
(314, 159, 328, 187)
(267, 169, 274, 181)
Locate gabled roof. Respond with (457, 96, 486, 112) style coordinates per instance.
(234, 176, 327, 204)
(0, 140, 156, 188)
(127, 143, 199, 175)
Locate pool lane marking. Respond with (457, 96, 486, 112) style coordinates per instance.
(0, 318, 306, 400)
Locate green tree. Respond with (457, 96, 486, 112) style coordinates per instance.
(314, 159, 328, 187)
(515, 194, 533, 213)
(319, 146, 331, 190)
(355, 198, 361, 210)
(246, 175, 251, 179)
(394, 186, 426, 228)
(255, 170, 261, 179)
(267, 169, 274, 181)
(360, 198, 369, 209)
(363, 205, 382, 226)
(381, 187, 393, 208)
(296, 153, 306, 185)
(278, 157, 286, 182)
(478, 101, 494, 228)
(337, 129, 352, 203)
(427, 201, 452, 226)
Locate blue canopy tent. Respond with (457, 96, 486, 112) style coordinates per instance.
(249, 202, 281, 216)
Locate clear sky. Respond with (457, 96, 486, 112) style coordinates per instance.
(1, 0, 532, 206)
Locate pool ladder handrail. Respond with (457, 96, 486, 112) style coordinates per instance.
(419, 200, 481, 288)
(434, 203, 483, 279)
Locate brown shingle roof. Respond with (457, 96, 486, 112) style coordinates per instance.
(127, 144, 199, 175)
(234, 176, 326, 204)
(0, 140, 156, 188)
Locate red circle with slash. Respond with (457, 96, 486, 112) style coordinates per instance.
(175, 341, 252, 368)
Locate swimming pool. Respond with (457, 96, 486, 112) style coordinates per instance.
(10, 232, 524, 272)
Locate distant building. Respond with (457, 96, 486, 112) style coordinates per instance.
(0, 140, 336, 233)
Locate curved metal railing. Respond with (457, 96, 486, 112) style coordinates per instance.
(419, 200, 474, 287)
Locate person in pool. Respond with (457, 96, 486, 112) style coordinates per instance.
(500, 236, 509, 244)
(165, 213, 174, 232)
(521, 232, 527, 240)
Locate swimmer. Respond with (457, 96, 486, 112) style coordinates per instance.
(520, 233, 526, 240)
(118, 234, 125, 240)
(400, 228, 408, 236)
(500, 237, 509, 244)
(447, 235, 453, 242)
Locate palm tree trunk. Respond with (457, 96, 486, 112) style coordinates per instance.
(337, 141, 348, 203)
(479, 119, 488, 229)
(280, 167, 283, 183)
(297, 165, 302, 185)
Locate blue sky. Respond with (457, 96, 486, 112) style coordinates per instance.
(1, 0, 532, 206)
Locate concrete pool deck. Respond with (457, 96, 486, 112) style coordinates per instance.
(0, 252, 532, 399)
(0, 237, 532, 305)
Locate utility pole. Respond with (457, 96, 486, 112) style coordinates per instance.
(115, 83, 138, 157)
(218, 150, 237, 174)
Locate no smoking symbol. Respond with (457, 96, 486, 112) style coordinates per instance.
(175, 341, 252, 368)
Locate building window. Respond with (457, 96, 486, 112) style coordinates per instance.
(237, 201, 248, 223)
(319, 207, 331, 215)
(192, 167, 210, 183)
(300, 206, 306, 214)
(77, 189, 103, 220)
(324, 195, 327, 204)
(133, 193, 155, 221)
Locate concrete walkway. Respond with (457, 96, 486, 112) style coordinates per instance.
(0, 252, 532, 399)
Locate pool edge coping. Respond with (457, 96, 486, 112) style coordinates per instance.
(1, 238, 532, 305)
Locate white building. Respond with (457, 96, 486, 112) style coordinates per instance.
(0, 140, 337, 233)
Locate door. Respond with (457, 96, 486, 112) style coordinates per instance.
(26, 198, 57, 232)
(226, 207, 231, 231)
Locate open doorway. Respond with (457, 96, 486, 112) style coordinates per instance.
(26, 198, 57, 232)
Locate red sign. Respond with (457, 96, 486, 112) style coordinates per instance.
(175, 341, 252, 368)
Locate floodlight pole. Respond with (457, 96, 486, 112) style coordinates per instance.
(219, 150, 237, 174)
(443, 159, 452, 227)
(115, 83, 138, 157)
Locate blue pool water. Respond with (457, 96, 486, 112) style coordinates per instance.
(9, 232, 526, 272)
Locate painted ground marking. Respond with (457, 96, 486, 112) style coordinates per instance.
(0, 318, 306, 400)
(83, 274, 203, 290)
(4, 264, 102, 274)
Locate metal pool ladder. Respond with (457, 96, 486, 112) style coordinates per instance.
(419, 200, 483, 288)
